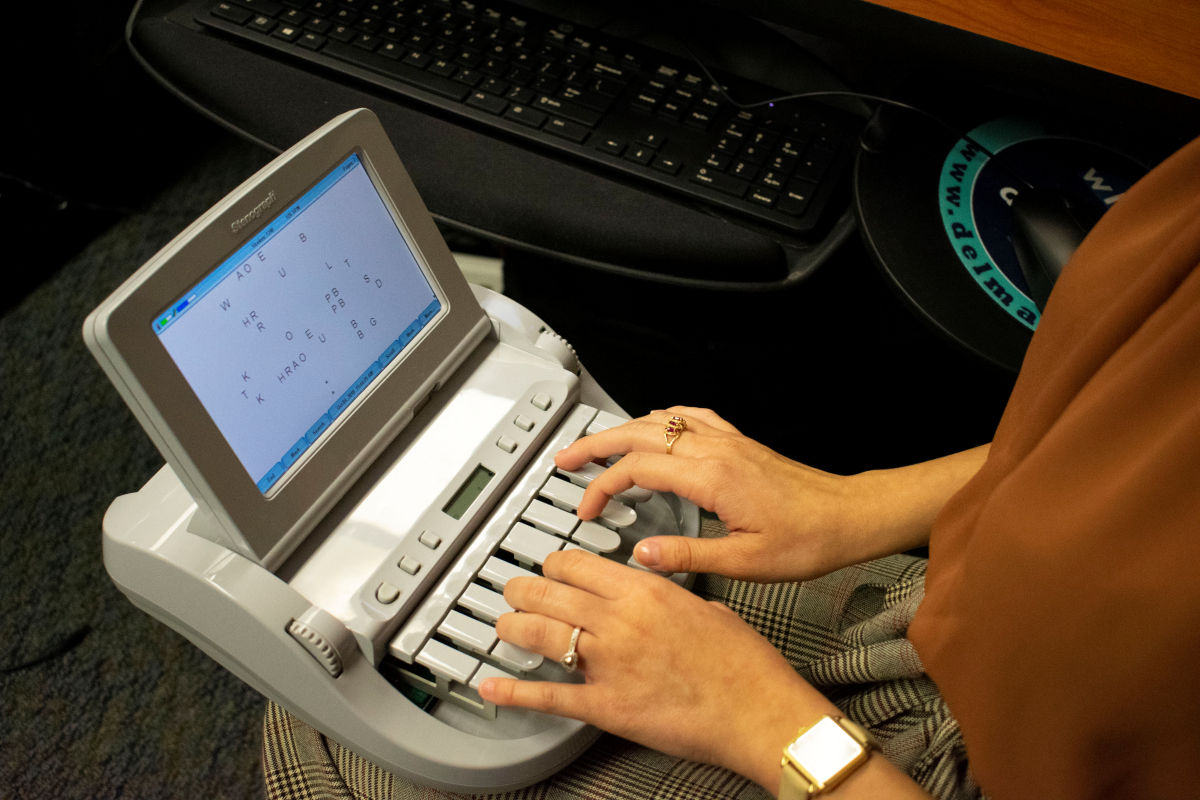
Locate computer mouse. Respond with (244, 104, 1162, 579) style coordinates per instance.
(1008, 184, 1096, 311)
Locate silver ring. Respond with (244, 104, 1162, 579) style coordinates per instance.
(559, 626, 582, 672)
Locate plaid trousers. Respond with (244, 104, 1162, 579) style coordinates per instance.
(262, 519, 980, 800)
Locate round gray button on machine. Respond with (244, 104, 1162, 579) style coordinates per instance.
(375, 582, 401, 604)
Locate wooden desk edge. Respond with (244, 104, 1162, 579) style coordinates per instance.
(860, 0, 1200, 101)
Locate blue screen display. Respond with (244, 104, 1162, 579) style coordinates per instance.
(155, 154, 442, 493)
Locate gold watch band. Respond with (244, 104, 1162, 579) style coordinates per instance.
(779, 715, 874, 800)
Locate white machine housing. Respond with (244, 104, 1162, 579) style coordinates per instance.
(88, 109, 698, 792)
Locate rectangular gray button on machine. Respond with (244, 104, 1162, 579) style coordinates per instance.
(502, 522, 565, 565)
(417, 638, 480, 684)
(438, 610, 499, 653)
(458, 583, 512, 623)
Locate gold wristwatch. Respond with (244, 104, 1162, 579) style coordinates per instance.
(779, 715, 875, 800)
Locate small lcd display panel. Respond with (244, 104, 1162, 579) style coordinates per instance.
(153, 153, 441, 494)
(443, 465, 496, 520)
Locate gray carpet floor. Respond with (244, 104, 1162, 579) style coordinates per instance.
(1, 133, 276, 800)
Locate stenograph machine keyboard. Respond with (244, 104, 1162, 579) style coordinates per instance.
(85, 108, 698, 793)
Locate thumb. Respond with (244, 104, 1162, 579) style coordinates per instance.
(633, 534, 750, 576)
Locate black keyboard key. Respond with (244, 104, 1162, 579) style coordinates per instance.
(567, 35, 594, 56)
(429, 58, 458, 77)
(670, 86, 698, 106)
(504, 86, 535, 105)
(629, 91, 661, 112)
(531, 76, 560, 95)
(690, 167, 748, 198)
(323, 40, 470, 101)
(748, 188, 778, 208)
(453, 68, 483, 87)
(353, 33, 381, 50)
(230, 0, 283, 14)
(684, 108, 715, 130)
(758, 169, 788, 190)
(533, 96, 600, 128)
(723, 118, 753, 139)
(793, 148, 835, 183)
(775, 137, 805, 158)
(248, 14, 276, 33)
(657, 100, 685, 123)
(713, 135, 739, 154)
(730, 161, 757, 180)
(503, 14, 529, 34)
(479, 76, 509, 95)
(652, 156, 682, 175)
(766, 153, 798, 174)
(544, 117, 590, 143)
(211, 2, 252, 24)
(273, 24, 303, 42)
(778, 180, 814, 216)
(588, 76, 626, 97)
(538, 60, 566, 79)
(636, 131, 665, 149)
(738, 143, 769, 164)
(591, 60, 631, 83)
(456, 49, 483, 68)
(750, 129, 779, 149)
(298, 31, 326, 50)
(403, 50, 433, 69)
(480, 57, 509, 77)
(504, 104, 547, 128)
(506, 65, 534, 87)
(624, 146, 654, 166)
(560, 87, 612, 114)
(466, 90, 507, 115)
(357, 16, 384, 34)
(595, 137, 624, 155)
(378, 41, 405, 59)
(405, 31, 433, 50)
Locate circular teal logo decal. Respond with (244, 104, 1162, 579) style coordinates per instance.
(938, 118, 1143, 331)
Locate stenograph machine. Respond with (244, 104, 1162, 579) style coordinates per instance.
(84, 108, 697, 792)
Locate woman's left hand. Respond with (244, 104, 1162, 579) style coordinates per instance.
(478, 548, 835, 791)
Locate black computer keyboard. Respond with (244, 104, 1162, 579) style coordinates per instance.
(198, 0, 864, 237)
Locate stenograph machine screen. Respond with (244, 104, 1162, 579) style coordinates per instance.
(153, 153, 441, 494)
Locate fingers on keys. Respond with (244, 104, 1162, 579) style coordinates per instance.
(494, 602, 585, 658)
(478, 673, 585, 719)
(557, 410, 706, 468)
(575, 450, 714, 520)
(507, 549, 626, 608)
(554, 406, 731, 518)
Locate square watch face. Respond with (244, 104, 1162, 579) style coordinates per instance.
(785, 717, 863, 786)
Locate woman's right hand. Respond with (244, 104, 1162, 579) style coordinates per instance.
(555, 406, 989, 583)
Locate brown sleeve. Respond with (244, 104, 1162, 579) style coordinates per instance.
(909, 135, 1200, 799)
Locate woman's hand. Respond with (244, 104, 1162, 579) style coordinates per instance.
(478, 548, 835, 790)
(555, 406, 989, 583)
